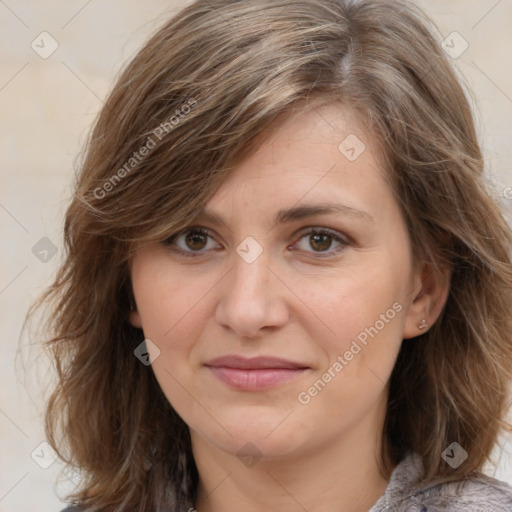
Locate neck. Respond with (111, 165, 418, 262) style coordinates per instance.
(191, 403, 393, 512)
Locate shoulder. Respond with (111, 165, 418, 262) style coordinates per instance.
(371, 451, 512, 512)
(417, 473, 512, 511)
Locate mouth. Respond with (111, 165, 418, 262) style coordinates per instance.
(204, 355, 310, 391)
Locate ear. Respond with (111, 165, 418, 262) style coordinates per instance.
(128, 291, 143, 328)
(402, 260, 451, 339)
(127, 272, 143, 329)
(130, 309, 143, 329)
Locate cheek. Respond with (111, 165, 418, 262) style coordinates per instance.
(132, 268, 212, 421)
(295, 275, 405, 427)
(298, 258, 409, 413)
(312, 264, 406, 347)
(131, 254, 211, 344)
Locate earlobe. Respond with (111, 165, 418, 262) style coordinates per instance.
(417, 318, 427, 330)
(128, 286, 142, 328)
(129, 309, 143, 328)
(402, 260, 451, 339)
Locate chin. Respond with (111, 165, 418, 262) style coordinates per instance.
(192, 412, 311, 461)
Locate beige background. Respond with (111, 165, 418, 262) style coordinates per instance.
(1, 1, 511, 510)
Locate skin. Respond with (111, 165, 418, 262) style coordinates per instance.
(129, 102, 450, 512)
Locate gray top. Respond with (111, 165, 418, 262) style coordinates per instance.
(60, 451, 512, 511)
(370, 451, 512, 511)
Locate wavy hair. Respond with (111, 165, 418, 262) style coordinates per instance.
(24, 0, 512, 510)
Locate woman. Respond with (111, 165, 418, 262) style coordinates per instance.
(27, 0, 512, 510)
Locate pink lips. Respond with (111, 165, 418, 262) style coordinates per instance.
(204, 355, 310, 391)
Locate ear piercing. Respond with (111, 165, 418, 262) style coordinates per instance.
(418, 319, 427, 330)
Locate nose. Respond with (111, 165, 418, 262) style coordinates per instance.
(215, 245, 289, 339)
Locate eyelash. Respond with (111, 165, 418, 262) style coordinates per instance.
(161, 226, 350, 259)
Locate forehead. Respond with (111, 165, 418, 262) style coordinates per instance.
(206, 102, 389, 207)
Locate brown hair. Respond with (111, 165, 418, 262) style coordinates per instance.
(24, 0, 512, 510)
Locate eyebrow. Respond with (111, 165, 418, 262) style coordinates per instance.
(193, 202, 374, 228)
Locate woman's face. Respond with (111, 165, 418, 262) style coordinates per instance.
(129, 102, 428, 463)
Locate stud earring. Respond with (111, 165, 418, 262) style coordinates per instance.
(418, 319, 427, 330)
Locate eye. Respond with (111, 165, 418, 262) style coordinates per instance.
(292, 227, 349, 257)
(162, 227, 219, 257)
(161, 226, 350, 258)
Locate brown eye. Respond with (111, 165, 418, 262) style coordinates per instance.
(162, 227, 218, 257)
(294, 228, 349, 257)
(184, 230, 208, 251)
(309, 233, 332, 252)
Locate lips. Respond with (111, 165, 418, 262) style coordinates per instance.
(204, 355, 310, 390)
(204, 355, 309, 370)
